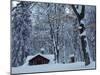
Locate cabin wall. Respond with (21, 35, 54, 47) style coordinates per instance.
(29, 56, 49, 65)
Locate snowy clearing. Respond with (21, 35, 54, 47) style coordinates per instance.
(12, 62, 95, 74)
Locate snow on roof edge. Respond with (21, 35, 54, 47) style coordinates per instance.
(25, 53, 54, 63)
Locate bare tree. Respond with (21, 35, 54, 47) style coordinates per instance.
(71, 5, 92, 65)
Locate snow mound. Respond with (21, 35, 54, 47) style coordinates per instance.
(12, 62, 95, 74)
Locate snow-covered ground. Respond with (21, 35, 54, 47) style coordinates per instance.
(12, 62, 95, 74)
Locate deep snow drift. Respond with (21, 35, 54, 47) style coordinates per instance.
(12, 62, 95, 74)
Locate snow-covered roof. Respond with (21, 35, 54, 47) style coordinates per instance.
(25, 53, 54, 64)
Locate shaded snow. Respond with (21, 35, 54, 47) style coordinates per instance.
(12, 62, 95, 74)
(85, 38, 93, 62)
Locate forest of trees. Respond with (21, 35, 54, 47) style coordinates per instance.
(11, 1, 96, 67)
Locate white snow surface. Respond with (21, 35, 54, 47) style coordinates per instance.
(78, 26, 82, 29)
(69, 54, 75, 57)
(12, 62, 95, 74)
(79, 31, 86, 36)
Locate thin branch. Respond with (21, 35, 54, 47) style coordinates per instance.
(71, 5, 85, 21)
(71, 5, 80, 20)
(79, 5, 85, 20)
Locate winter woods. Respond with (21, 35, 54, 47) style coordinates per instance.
(11, 1, 96, 67)
(11, 2, 33, 67)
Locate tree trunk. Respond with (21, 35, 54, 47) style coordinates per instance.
(71, 5, 91, 65)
